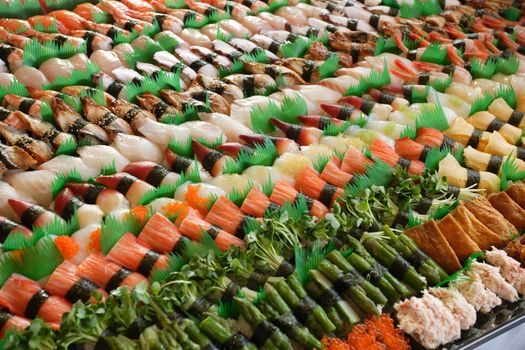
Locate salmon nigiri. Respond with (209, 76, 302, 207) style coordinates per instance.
(240, 186, 281, 218)
(106, 233, 168, 278)
(294, 167, 343, 207)
(0, 310, 31, 338)
(370, 139, 425, 175)
(395, 137, 431, 161)
(178, 215, 246, 251)
(8, 198, 66, 229)
(77, 252, 148, 292)
(205, 196, 253, 237)
(45, 261, 107, 304)
(415, 128, 458, 151)
(96, 173, 155, 207)
(0, 274, 71, 324)
(270, 180, 329, 218)
(137, 212, 189, 254)
(340, 146, 374, 174)
(319, 156, 354, 188)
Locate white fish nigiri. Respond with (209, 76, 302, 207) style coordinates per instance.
(181, 120, 225, 144)
(77, 145, 130, 173)
(208, 174, 252, 195)
(13, 66, 49, 89)
(137, 119, 191, 150)
(198, 112, 253, 143)
(4, 170, 54, 207)
(111, 133, 164, 164)
(38, 155, 98, 180)
(242, 165, 293, 187)
(65, 224, 101, 265)
(174, 181, 226, 202)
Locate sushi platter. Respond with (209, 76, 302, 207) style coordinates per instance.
(1, 0, 525, 349)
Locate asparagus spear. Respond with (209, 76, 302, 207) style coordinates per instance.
(272, 279, 336, 334)
(317, 259, 380, 316)
(362, 237, 427, 291)
(200, 316, 257, 350)
(264, 284, 322, 349)
(306, 270, 360, 327)
(346, 236, 413, 298)
(180, 318, 218, 350)
(234, 297, 292, 350)
(326, 250, 388, 305)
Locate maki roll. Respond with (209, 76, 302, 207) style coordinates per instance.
(77, 252, 148, 292)
(0, 273, 71, 325)
(45, 260, 107, 304)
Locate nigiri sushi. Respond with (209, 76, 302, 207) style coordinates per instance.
(294, 167, 343, 207)
(439, 154, 500, 194)
(77, 145, 130, 173)
(96, 173, 155, 207)
(53, 188, 104, 227)
(205, 196, 253, 237)
(66, 182, 129, 215)
(178, 215, 245, 251)
(0, 273, 71, 325)
(270, 180, 329, 218)
(0, 310, 31, 338)
(77, 252, 148, 292)
(45, 260, 107, 304)
(122, 161, 180, 187)
(0, 215, 31, 243)
(137, 212, 189, 254)
(111, 133, 164, 164)
(371, 139, 424, 175)
(192, 140, 233, 177)
(8, 198, 65, 228)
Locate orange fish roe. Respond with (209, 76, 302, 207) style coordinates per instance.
(55, 236, 80, 261)
(323, 314, 410, 350)
(322, 337, 351, 350)
(185, 184, 209, 216)
(129, 206, 149, 224)
(162, 201, 191, 226)
(87, 228, 101, 252)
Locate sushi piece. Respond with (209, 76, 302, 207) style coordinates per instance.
(465, 197, 517, 244)
(3, 170, 52, 208)
(488, 98, 525, 129)
(428, 287, 476, 331)
(50, 97, 110, 145)
(414, 128, 459, 151)
(112, 133, 164, 164)
(320, 156, 354, 188)
(137, 213, 189, 254)
(484, 131, 525, 162)
(180, 120, 225, 146)
(485, 248, 525, 295)
(14, 112, 76, 149)
(0, 273, 71, 325)
(505, 182, 525, 209)
(174, 182, 226, 216)
(217, 142, 254, 158)
(297, 115, 344, 129)
(109, 99, 156, 132)
(2, 95, 43, 119)
(467, 111, 522, 145)
(45, 260, 107, 304)
(0, 122, 53, 164)
(38, 155, 98, 180)
(273, 152, 312, 179)
(191, 140, 233, 177)
(178, 215, 246, 251)
(164, 148, 211, 182)
(395, 137, 432, 161)
(96, 173, 155, 207)
(77, 145, 130, 173)
(340, 146, 374, 174)
(240, 186, 280, 218)
(488, 192, 525, 231)
(0, 144, 37, 170)
(105, 233, 168, 278)
(0, 311, 31, 338)
(469, 261, 519, 302)
(444, 118, 490, 150)
(66, 182, 129, 215)
(320, 103, 364, 121)
(136, 92, 182, 120)
(136, 118, 191, 150)
(198, 112, 253, 144)
(240, 134, 300, 155)
(77, 252, 148, 292)
(294, 167, 343, 207)
(80, 97, 134, 138)
(205, 196, 253, 237)
(53, 188, 104, 227)
(8, 198, 66, 229)
(208, 174, 252, 196)
(464, 146, 525, 175)
(438, 154, 500, 194)
(370, 139, 424, 175)
(270, 118, 322, 146)
(0, 215, 31, 243)
(338, 96, 392, 120)
(451, 275, 502, 313)
(270, 180, 329, 218)
(122, 161, 181, 187)
(242, 165, 293, 187)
